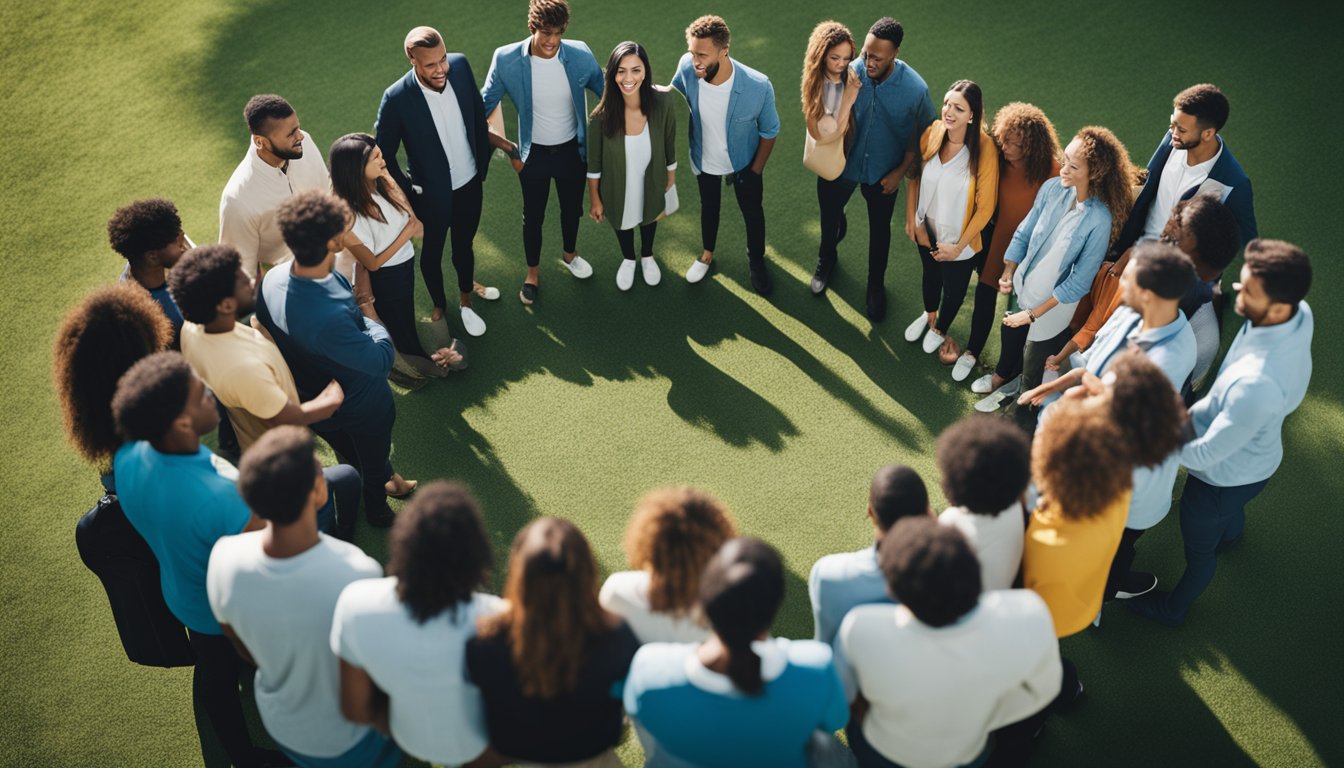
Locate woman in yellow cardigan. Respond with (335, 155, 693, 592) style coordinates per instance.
(903, 79, 999, 359)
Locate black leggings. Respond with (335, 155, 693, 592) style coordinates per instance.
(519, 141, 586, 266)
(419, 174, 483, 309)
(615, 223, 658, 260)
(993, 322, 1031, 381)
(697, 170, 766, 260)
(367, 259, 430, 359)
(919, 245, 978, 333)
(189, 630, 259, 767)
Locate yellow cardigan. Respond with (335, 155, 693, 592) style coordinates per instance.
(1023, 491, 1130, 638)
(905, 125, 1000, 253)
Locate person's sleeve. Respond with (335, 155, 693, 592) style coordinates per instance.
(757, 78, 780, 140)
(585, 44, 604, 99)
(1004, 183, 1050, 265)
(807, 560, 828, 643)
(962, 136, 999, 242)
(1070, 271, 1119, 351)
(218, 196, 261, 279)
(329, 586, 361, 665)
(670, 54, 689, 97)
(1179, 279, 1215, 318)
(309, 135, 331, 189)
(986, 597, 1063, 729)
(314, 317, 395, 379)
(374, 92, 413, 199)
(665, 105, 678, 170)
(1229, 178, 1258, 246)
(1180, 379, 1285, 471)
(586, 115, 603, 179)
(819, 653, 850, 732)
(480, 47, 507, 114)
(228, 358, 292, 421)
(1052, 215, 1110, 304)
(622, 646, 649, 717)
(917, 83, 936, 131)
(205, 541, 231, 626)
(833, 612, 861, 703)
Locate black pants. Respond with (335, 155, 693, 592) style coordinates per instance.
(189, 629, 258, 767)
(1009, 327, 1073, 433)
(615, 223, 658, 260)
(519, 140, 586, 266)
(966, 219, 999, 357)
(697, 170, 766, 261)
(815, 176, 856, 269)
(919, 245, 978, 333)
(1104, 527, 1148, 599)
(419, 174, 483, 309)
(313, 418, 395, 523)
(993, 322, 1031, 381)
(818, 179, 900, 286)
(367, 259, 430, 359)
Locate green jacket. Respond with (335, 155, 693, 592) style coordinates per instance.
(587, 90, 677, 229)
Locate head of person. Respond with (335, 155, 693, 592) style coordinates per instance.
(168, 244, 255, 325)
(1161, 194, 1240, 273)
(861, 17, 903, 82)
(389, 482, 493, 623)
(107, 199, 188, 272)
(527, 0, 569, 59)
(1032, 398, 1131, 520)
(329, 132, 405, 223)
(276, 190, 351, 269)
(1102, 349, 1188, 468)
(940, 79, 985, 170)
(53, 285, 173, 468)
(991, 102, 1061, 186)
(405, 26, 448, 91)
(1170, 84, 1229, 151)
(867, 464, 931, 533)
(801, 21, 856, 120)
(685, 15, 730, 81)
(111, 351, 218, 447)
(237, 426, 325, 527)
(481, 517, 610, 698)
(936, 416, 1031, 517)
(623, 486, 737, 617)
(244, 94, 304, 161)
(594, 42, 655, 138)
(1120, 241, 1196, 311)
(1063, 127, 1137, 246)
(699, 537, 785, 696)
(879, 517, 981, 628)
(1235, 239, 1312, 326)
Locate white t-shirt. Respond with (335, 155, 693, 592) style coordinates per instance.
(916, 145, 975, 261)
(599, 570, 711, 644)
(331, 578, 506, 766)
(417, 76, 477, 190)
(351, 193, 415, 268)
(1013, 195, 1086, 342)
(1141, 140, 1223, 240)
(206, 533, 382, 757)
(530, 51, 577, 146)
(621, 124, 653, 231)
(697, 70, 736, 175)
(938, 505, 1025, 592)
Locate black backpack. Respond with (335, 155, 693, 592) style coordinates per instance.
(75, 495, 195, 668)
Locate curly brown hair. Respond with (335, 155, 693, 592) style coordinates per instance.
(390, 482, 493, 623)
(106, 198, 181, 263)
(990, 102, 1061, 187)
(686, 15, 730, 48)
(800, 21, 856, 136)
(1105, 349, 1187, 468)
(527, 0, 569, 31)
(1074, 126, 1138, 247)
(53, 284, 173, 470)
(624, 486, 737, 616)
(1032, 398, 1132, 520)
(276, 190, 349, 267)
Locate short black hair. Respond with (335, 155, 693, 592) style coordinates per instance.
(869, 465, 929, 530)
(869, 17, 904, 48)
(112, 352, 193, 443)
(1131, 241, 1197, 300)
(244, 94, 295, 136)
(276, 190, 349, 266)
(168, 245, 240, 324)
(1174, 84, 1229, 132)
(107, 199, 181, 264)
(880, 517, 981, 628)
(390, 482, 494, 623)
(699, 537, 784, 695)
(238, 426, 320, 526)
(936, 416, 1031, 517)
(1244, 239, 1312, 306)
(1182, 195, 1241, 271)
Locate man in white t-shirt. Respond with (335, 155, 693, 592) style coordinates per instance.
(936, 416, 1030, 591)
(207, 427, 398, 768)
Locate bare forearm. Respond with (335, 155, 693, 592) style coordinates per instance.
(750, 138, 776, 174)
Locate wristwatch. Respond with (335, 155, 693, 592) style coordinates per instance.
(505, 145, 522, 161)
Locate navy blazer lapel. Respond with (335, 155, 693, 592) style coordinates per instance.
(450, 62, 476, 151)
(403, 68, 453, 171)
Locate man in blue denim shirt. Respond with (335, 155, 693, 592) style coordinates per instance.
(820, 18, 933, 320)
(481, 0, 603, 305)
(670, 15, 781, 296)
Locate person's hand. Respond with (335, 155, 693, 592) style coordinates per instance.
(1003, 310, 1032, 328)
(1018, 384, 1051, 407)
(931, 243, 960, 262)
(904, 218, 917, 243)
(431, 346, 464, 369)
(589, 201, 604, 224)
(879, 170, 901, 195)
(1044, 352, 1064, 371)
(510, 156, 525, 174)
(998, 275, 1014, 295)
(843, 71, 862, 101)
(319, 378, 345, 408)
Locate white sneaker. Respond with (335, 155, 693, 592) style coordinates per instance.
(475, 285, 501, 301)
(904, 314, 929, 343)
(616, 259, 636, 291)
(971, 373, 995, 394)
(952, 353, 977, 382)
(562, 255, 593, 279)
(641, 256, 661, 286)
(686, 259, 711, 283)
(973, 376, 1021, 413)
(460, 306, 487, 337)
(922, 329, 945, 354)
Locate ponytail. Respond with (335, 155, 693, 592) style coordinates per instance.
(723, 637, 764, 695)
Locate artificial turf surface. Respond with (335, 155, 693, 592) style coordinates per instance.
(1, 0, 1340, 765)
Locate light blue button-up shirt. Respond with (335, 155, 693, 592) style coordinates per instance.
(841, 59, 934, 186)
(807, 544, 893, 645)
(670, 55, 780, 175)
(1004, 178, 1112, 306)
(480, 38, 603, 162)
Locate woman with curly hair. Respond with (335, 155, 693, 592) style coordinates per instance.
(600, 486, 737, 642)
(466, 517, 637, 767)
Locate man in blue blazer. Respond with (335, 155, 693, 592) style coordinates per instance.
(376, 26, 498, 338)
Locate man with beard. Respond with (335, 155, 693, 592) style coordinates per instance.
(219, 95, 333, 281)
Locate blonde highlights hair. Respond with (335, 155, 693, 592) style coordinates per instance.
(800, 21, 856, 134)
(623, 487, 737, 616)
(1074, 126, 1138, 246)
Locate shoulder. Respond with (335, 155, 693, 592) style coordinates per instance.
(779, 638, 835, 670)
(733, 59, 772, 87)
(837, 603, 898, 647)
(320, 535, 384, 576)
(383, 71, 414, 99)
(1040, 176, 1064, 195)
(810, 548, 872, 585)
(600, 570, 649, 607)
(628, 642, 696, 688)
(900, 60, 930, 92)
(561, 39, 594, 57)
(978, 130, 998, 154)
(494, 39, 527, 60)
(209, 529, 261, 566)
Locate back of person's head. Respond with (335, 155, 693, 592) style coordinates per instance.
(624, 486, 737, 616)
(237, 426, 320, 525)
(686, 15, 730, 47)
(243, 94, 294, 136)
(107, 199, 181, 265)
(1032, 398, 1132, 520)
(868, 16, 904, 47)
(1174, 83, 1230, 132)
(111, 351, 194, 443)
(1105, 349, 1187, 468)
(1244, 239, 1312, 306)
(880, 517, 980, 628)
(54, 285, 173, 467)
(528, 0, 570, 31)
(481, 517, 608, 698)
(936, 416, 1031, 517)
(868, 465, 930, 531)
(168, 245, 241, 325)
(1130, 241, 1196, 300)
(699, 537, 785, 696)
(390, 482, 493, 623)
(1180, 194, 1240, 272)
(276, 190, 349, 267)
(990, 101, 1061, 186)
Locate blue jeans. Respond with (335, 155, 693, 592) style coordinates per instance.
(317, 464, 361, 535)
(279, 728, 402, 768)
(1168, 474, 1270, 616)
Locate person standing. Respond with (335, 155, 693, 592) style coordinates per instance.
(376, 26, 499, 338)
(670, 15, 780, 295)
(108, 198, 190, 343)
(481, 0, 602, 303)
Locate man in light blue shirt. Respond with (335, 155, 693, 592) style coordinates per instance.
(1131, 240, 1313, 626)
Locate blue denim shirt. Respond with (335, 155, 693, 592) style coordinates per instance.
(481, 39, 604, 162)
(670, 55, 780, 174)
(1004, 178, 1112, 305)
(842, 59, 934, 185)
(807, 544, 893, 646)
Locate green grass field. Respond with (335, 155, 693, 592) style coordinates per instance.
(1, 0, 1340, 765)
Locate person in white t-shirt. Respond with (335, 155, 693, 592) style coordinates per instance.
(331, 482, 505, 767)
(207, 427, 396, 768)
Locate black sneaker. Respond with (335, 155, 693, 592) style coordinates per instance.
(366, 503, 397, 528)
(810, 259, 834, 295)
(748, 257, 773, 296)
(519, 282, 538, 305)
(1115, 571, 1158, 599)
(866, 284, 887, 321)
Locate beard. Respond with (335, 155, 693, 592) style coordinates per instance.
(1173, 134, 1201, 151)
(702, 61, 720, 81)
(270, 141, 304, 161)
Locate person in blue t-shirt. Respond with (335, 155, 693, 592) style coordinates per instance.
(107, 198, 190, 346)
(625, 537, 849, 768)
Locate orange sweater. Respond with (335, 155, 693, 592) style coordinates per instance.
(1068, 248, 1133, 350)
(1023, 491, 1130, 638)
(907, 126, 1000, 254)
(980, 159, 1060, 286)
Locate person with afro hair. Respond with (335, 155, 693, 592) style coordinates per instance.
(107, 198, 190, 342)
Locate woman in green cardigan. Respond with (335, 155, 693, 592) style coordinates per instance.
(587, 41, 677, 291)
